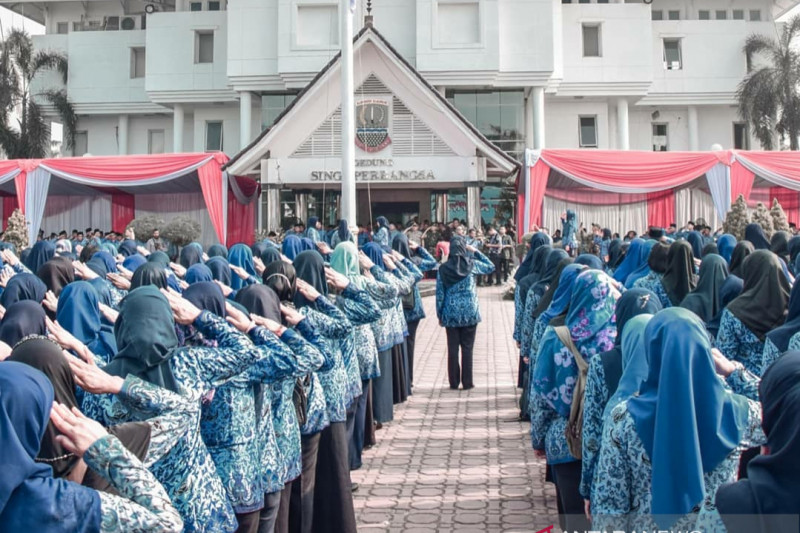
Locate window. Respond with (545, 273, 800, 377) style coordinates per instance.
(579, 116, 598, 148)
(562, 0, 571, 3)
(296, 4, 340, 47)
(668, 10, 680, 20)
(147, 130, 165, 154)
(73, 131, 88, 156)
(447, 89, 525, 160)
(597, 0, 609, 4)
(205, 121, 223, 151)
(208, 1, 221, 10)
(130, 47, 145, 79)
(734, 123, 750, 150)
(582, 24, 601, 57)
(715, 10, 727, 19)
(651, 10, 663, 20)
(749, 9, 761, 21)
(652, 123, 668, 151)
(261, 93, 298, 130)
(195, 31, 214, 63)
(699, 10, 710, 19)
(56, 22, 68, 34)
(663, 38, 682, 69)
(733, 9, 744, 19)
(190, 2, 203, 10)
(72, 22, 82, 31)
(578, 0, 590, 4)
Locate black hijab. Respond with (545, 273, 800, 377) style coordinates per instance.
(766, 279, 800, 352)
(24, 241, 55, 273)
(0, 273, 47, 308)
(661, 240, 697, 306)
(104, 286, 180, 393)
(118, 240, 138, 258)
(730, 241, 754, 278)
(182, 282, 226, 318)
(515, 232, 551, 281)
(293, 250, 328, 308)
(439, 236, 475, 289)
(236, 284, 282, 323)
(261, 247, 282, 266)
(263, 261, 296, 303)
(392, 233, 419, 265)
(607, 238, 624, 269)
(648, 242, 670, 274)
(716, 351, 800, 531)
(337, 219, 353, 244)
(207, 256, 232, 286)
(516, 245, 553, 306)
(147, 251, 170, 268)
(207, 244, 228, 258)
(727, 250, 791, 341)
(788, 235, 800, 267)
(745, 223, 771, 250)
(36, 256, 75, 297)
(130, 262, 168, 290)
(179, 245, 203, 269)
(0, 300, 47, 348)
(529, 249, 570, 299)
(687, 231, 704, 259)
(771, 231, 791, 265)
(680, 254, 729, 323)
(701, 243, 719, 258)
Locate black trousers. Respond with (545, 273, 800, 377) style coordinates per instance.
(406, 319, 420, 386)
(274, 481, 292, 533)
(551, 461, 590, 533)
(489, 256, 502, 285)
(446, 325, 477, 389)
(349, 380, 369, 470)
(289, 432, 320, 533)
(256, 490, 282, 533)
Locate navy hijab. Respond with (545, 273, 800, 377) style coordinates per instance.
(0, 362, 102, 533)
(362, 242, 386, 270)
(0, 300, 47, 348)
(727, 250, 790, 341)
(680, 254, 729, 324)
(182, 282, 226, 318)
(515, 232, 551, 281)
(206, 256, 232, 286)
(612, 238, 647, 285)
(185, 263, 214, 285)
(24, 241, 55, 273)
(529, 249, 569, 299)
(729, 240, 754, 278)
(207, 244, 228, 258)
(766, 276, 800, 352)
(686, 231, 704, 259)
(261, 246, 282, 266)
(438, 235, 475, 289)
(282, 235, 304, 262)
(122, 254, 147, 272)
(179, 245, 203, 269)
(293, 250, 328, 308)
(117, 239, 138, 258)
(130, 262, 168, 291)
(337, 219, 353, 244)
(574, 253, 604, 270)
(56, 281, 117, 363)
(516, 245, 552, 302)
(147, 251, 170, 268)
(0, 273, 46, 308)
(228, 244, 256, 291)
(745, 223, 771, 250)
(92, 251, 117, 274)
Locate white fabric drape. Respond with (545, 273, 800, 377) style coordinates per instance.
(704, 163, 731, 221)
(735, 155, 800, 191)
(0, 168, 20, 185)
(676, 188, 721, 231)
(542, 196, 648, 237)
(135, 192, 219, 247)
(40, 195, 112, 236)
(26, 168, 51, 245)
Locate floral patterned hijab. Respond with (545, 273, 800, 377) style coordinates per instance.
(533, 270, 621, 418)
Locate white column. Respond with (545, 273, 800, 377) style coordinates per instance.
(339, 0, 356, 227)
(524, 89, 534, 149)
(117, 114, 129, 155)
(466, 185, 482, 230)
(532, 86, 545, 149)
(616, 97, 629, 150)
(688, 105, 699, 151)
(173, 104, 185, 153)
(239, 91, 252, 150)
(175, 0, 185, 11)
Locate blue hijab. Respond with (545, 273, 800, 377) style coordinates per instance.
(0, 362, 102, 532)
(92, 251, 117, 274)
(207, 244, 228, 258)
(627, 308, 750, 526)
(182, 282, 226, 318)
(300, 237, 316, 252)
(538, 264, 586, 325)
(0, 273, 46, 308)
(612, 238, 646, 285)
(337, 219, 353, 244)
(515, 232, 552, 281)
(624, 240, 657, 288)
(766, 277, 800, 352)
(574, 253, 603, 270)
(56, 281, 117, 364)
(228, 243, 256, 291)
(282, 235, 304, 262)
(206, 256, 232, 286)
(87, 277, 113, 307)
(687, 231, 704, 259)
(185, 263, 213, 284)
(117, 239, 138, 258)
(362, 242, 386, 270)
(122, 254, 147, 272)
(602, 313, 653, 420)
(23, 241, 55, 273)
(179, 244, 203, 269)
(717, 234, 737, 264)
(0, 300, 47, 348)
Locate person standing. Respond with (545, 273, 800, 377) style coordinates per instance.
(485, 226, 503, 286)
(145, 228, 165, 253)
(435, 235, 495, 390)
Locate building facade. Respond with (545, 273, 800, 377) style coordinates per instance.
(3, 0, 791, 230)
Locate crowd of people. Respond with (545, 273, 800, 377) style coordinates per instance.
(515, 215, 800, 532)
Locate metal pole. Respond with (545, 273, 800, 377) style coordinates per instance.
(340, 0, 356, 227)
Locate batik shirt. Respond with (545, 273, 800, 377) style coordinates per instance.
(633, 273, 670, 309)
(373, 227, 390, 248)
(528, 316, 549, 366)
(716, 309, 766, 375)
(299, 297, 352, 423)
(403, 248, 437, 323)
(761, 336, 783, 375)
(513, 285, 525, 343)
(84, 311, 261, 533)
(580, 356, 609, 499)
(520, 283, 549, 366)
(591, 369, 764, 533)
(370, 266, 411, 350)
(91, 435, 184, 532)
(391, 261, 418, 337)
(333, 285, 381, 407)
(361, 271, 400, 375)
(435, 251, 495, 328)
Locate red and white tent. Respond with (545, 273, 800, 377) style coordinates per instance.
(0, 152, 258, 246)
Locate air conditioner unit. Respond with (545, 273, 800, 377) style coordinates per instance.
(121, 16, 136, 30)
(145, 4, 159, 14)
(105, 16, 120, 30)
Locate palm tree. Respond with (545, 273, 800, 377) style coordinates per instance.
(737, 16, 800, 150)
(0, 28, 76, 158)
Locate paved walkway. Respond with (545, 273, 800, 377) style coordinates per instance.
(352, 285, 559, 532)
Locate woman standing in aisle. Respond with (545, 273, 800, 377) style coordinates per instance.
(435, 235, 495, 390)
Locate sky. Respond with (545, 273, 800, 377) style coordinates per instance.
(0, 6, 43, 37)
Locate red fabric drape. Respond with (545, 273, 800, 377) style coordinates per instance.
(2, 196, 18, 230)
(42, 153, 227, 182)
(646, 190, 675, 229)
(226, 176, 259, 246)
(528, 160, 550, 230)
(736, 151, 800, 182)
(111, 192, 135, 233)
(197, 159, 226, 244)
(516, 187, 525, 243)
(730, 161, 755, 202)
(0, 161, 19, 177)
(769, 187, 800, 225)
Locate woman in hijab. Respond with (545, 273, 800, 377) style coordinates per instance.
(729, 240, 754, 278)
(0, 300, 47, 347)
(92, 251, 118, 274)
(515, 232, 552, 283)
(514, 245, 552, 347)
(715, 351, 800, 533)
(764, 281, 800, 373)
(0, 272, 47, 308)
(185, 263, 213, 285)
(590, 308, 763, 532)
(606, 238, 625, 271)
(707, 275, 745, 341)
(179, 244, 203, 269)
(261, 246, 282, 266)
(531, 270, 621, 531)
(680, 254, 729, 324)
(117, 239, 138, 258)
(227, 244, 257, 292)
(717, 250, 790, 375)
(130, 262, 168, 291)
(560, 209, 578, 255)
(656, 240, 697, 308)
(436, 235, 495, 390)
(702, 242, 719, 257)
(632, 242, 668, 299)
(373, 216, 390, 248)
(207, 244, 228, 258)
(573, 253, 603, 270)
(305, 216, 322, 243)
(687, 231, 704, 259)
(24, 240, 55, 273)
(299, 238, 316, 253)
(122, 254, 147, 273)
(623, 240, 657, 289)
(147, 250, 170, 268)
(56, 282, 117, 365)
(0, 361, 184, 532)
(745, 223, 771, 250)
(206, 256, 232, 286)
(612, 238, 647, 287)
(330, 219, 354, 247)
(292, 250, 358, 533)
(580, 290, 661, 504)
(771, 230, 791, 265)
(282, 235, 304, 262)
(36, 256, 75, 296)
(717, 234, 737, 264)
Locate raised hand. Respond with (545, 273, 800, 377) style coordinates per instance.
(230, 264, 250, 280)
(253, 256, 266, 275)
(169, 262, 187, 279)
(66, 352, 124, 394)
(0, 268, 12, 288)
(73, 260, 98, 280)
(280, 304, 304, 326)
(47, 317, 82, 354)
(316, 241, 332, 255)
(50, 402, 109, 459)
(107, 272, 131, 291)
(358, 251, 374, 270)
(98, 303, 119, 324)
(296, 279, 321, 301)
(160, 289, 202, 325)
(214, 280, 234, 297)
(224, 302, 256, 333)
(324, 267, 350, 290)
(249, 313, 285, 335)
(43, 290, 59, 313)
(0, 248, 19, 266)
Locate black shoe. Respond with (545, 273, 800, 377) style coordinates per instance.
(462, 385, 475, 390)
(449, 385, 459, 390)
(375, 422, 383, 430)
(351, 483, 359, 492)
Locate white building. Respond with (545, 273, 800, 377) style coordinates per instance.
(2, 0, 794, 229)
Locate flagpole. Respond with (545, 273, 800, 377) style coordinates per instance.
(340, 0, 357, 229)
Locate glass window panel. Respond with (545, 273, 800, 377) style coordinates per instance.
(205, 121, 223, 151)
(733, 9, 744, 19)
(196, 32, 214, 63)
(582, 24, 601, 57)
(652, 10, 663, 20)
(663, 39, 682, 69)
(749, 9, 761, 20)
(699, 10, 710, 19)
(715, 10, 727, 19)
(668, 10, 680, 19)
(579, 116, 597, 147)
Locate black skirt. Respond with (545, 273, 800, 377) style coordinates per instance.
(312, 422, 357, 533)
(392, 342, 408, 404)
(372, 349, 394, 423)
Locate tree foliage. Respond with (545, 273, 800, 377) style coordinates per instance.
(771, 198, 791, 233)
(723, 194, 750, 240)
(128, 215, 164, 242)
(162, 216, 201, 247)
(752, 201, 774, 237)
(3, 208, 29, 251)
